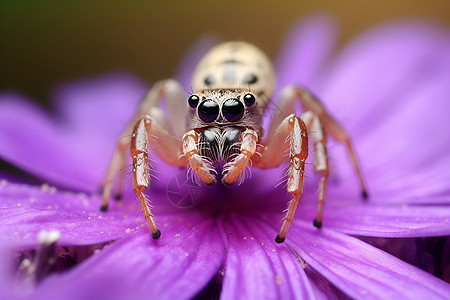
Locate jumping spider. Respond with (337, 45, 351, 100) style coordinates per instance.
(100, 42, 367, 243)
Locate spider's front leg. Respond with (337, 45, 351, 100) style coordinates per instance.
(100, 79, 187, 211)
(130, 118, 158, 238)
(181, 128, 258, 186)
(182, 130, 217, 185)
(100, 136, 130, 208)
(222, 128, 258, 185)
(131, 116, 187, 239)
(100, 79, 187, 239)
(255, 115, 309, 243)
(301, 111, 329, 228)
(268, 86, 368, 198)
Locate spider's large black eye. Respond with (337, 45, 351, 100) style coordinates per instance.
(222, 99, 245, 122)
(198, 100, 219, 123)
(188, 95, 200, 108)
(243, 93, 256, 107)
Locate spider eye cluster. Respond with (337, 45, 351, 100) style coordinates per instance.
(243, 93, 255, 107)
(222, 99, 244, 122)
(198, 100, 219, 123)
(188, 93, 256, 123)
(188, 95, 200, 108)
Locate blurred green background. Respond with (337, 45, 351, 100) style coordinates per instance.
(1, 0, 449, 105)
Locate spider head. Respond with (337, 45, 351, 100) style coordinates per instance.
(186, 89, 262, 134)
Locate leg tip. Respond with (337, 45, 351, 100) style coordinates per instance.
(152, 229, 161, 239)
(100, 204, 108, 212)
(207, 178, 217, 186)
(275, 234, 285, 244)
(114, 193, 122, 201)
(313, 219, 322, 228)
(221, 177, 231, 186)
(362, 190, 369, 200)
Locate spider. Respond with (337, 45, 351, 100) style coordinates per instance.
(100, 41, 367, 243)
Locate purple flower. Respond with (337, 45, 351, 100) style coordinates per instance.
(1, 16, 450, 299)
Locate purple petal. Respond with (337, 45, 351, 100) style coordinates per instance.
(175, 34, 221, 91)
(51, 73, 147, 140)
(0, 94, 92, 190)
(0, 247, 15, 300)
(0, 74, 147, 190)
(220, 216, 315, 299)
(0, 182, 142, 247)
(275, 15, 337, 95)
(316, 24, 450, 202)
(318, 22, 449, 123)
(358, 71, 450, 200)
(29, 216, 224, 300)
(288, 221, 450, 299)
(0, 169, 40, 186)
(324, 67, 450, 203)
(295, 203, 450, 238)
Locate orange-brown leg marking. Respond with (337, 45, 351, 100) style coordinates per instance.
(301, 111, 330, 228)
(182, 130, 216, 185)
(131, 118, 160, 239)
(275, 115, 308, 243)
(222, 129, 258, 185)
(114, 166, 126, 201)
(314, 171, 329, 228)
(100, 137, 130, 211)
(100, 79, 187, 213)
(269, 86, 368, 198)
(344, 139, 368, 199)
(299, 89, 367, 198)
(318, 112, 367, 199)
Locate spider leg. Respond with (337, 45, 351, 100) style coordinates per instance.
(254, 114, 308, 243)
(100, 79, 187, 211)
(100, 136, 130, 210)
(222, 128, 258, 185)
(130, 118, 157, 237)
(131, 116, 187, 239)
(301, 111, 329, 228)
(182, 130, 216, 185)
(267, 85, 367, 198)
(114, 164, 127, 201)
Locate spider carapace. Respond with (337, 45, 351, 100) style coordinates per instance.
(100, 42, 367, 243)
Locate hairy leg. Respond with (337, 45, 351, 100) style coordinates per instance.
(130, 116, 186, 238)
(222, 128, 258, 185)
(301, 111, 329, 228)
(100, 79, 187, 211)
(182, 130, 216, 185)
(255, 114, 309, 243)
(266, 85, 367, 198)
